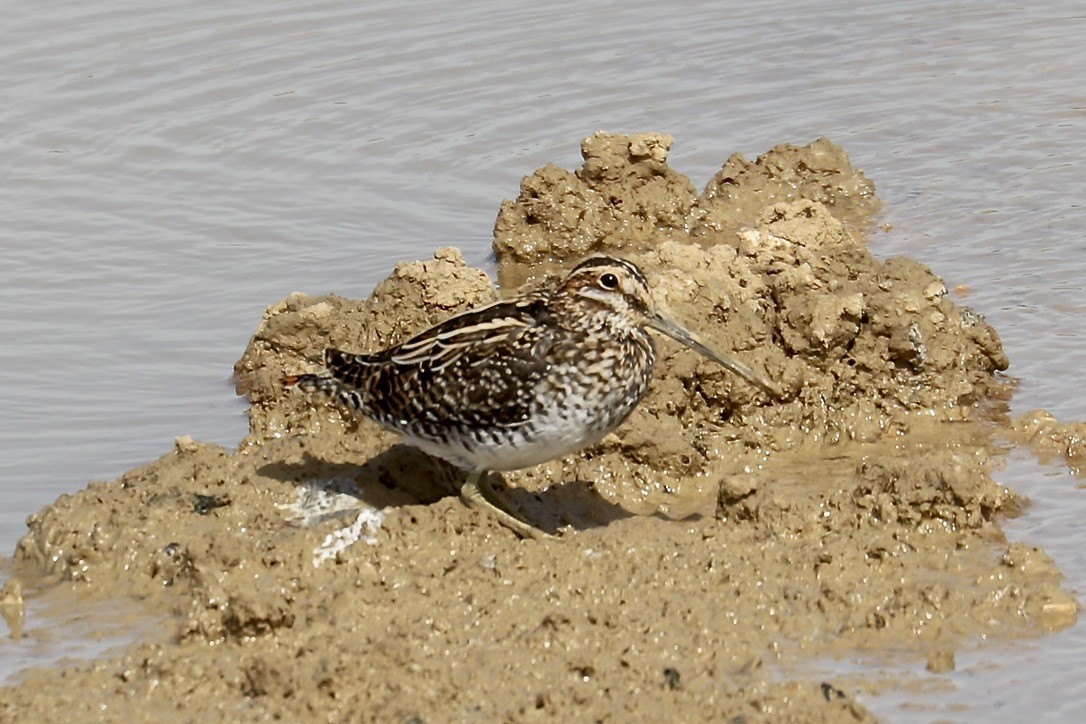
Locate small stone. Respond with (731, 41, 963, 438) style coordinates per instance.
(174, 435, 199, 454)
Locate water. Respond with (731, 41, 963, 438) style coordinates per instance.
(1, 1, 1084, 718)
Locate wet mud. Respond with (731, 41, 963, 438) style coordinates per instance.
(0, 133, 1079, 721)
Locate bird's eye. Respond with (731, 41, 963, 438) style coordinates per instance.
(599, 273, 619, 289)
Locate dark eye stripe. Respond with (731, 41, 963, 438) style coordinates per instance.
(572, 255, 648, 288)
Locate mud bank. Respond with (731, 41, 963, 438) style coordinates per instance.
(0, 133, 1078, 721)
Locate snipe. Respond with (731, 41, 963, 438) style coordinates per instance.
(287, 256, 777, 539)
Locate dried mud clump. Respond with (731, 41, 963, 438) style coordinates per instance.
(0, 133, 1079, 722)
(493, 132, 878, 277)
(493, 131, 698, 270)
(691, 136, 879, 240)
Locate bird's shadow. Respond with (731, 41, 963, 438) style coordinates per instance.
(501, 474, 641, 536)
(258, 444, 659, 536)
(257, 445, 457, 513)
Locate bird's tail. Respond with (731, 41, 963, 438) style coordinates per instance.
(284, 370, 367, 414)
(283, 372, 338, 394)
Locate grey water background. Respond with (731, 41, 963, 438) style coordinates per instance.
(1, 0, 1084, 719)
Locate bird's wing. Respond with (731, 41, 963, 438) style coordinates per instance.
(325, 295, 558, 429)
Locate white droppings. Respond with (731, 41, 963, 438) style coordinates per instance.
(276, 478, 385, 565)
(312, 508, 384, 567)
(277, 477, 362, 526)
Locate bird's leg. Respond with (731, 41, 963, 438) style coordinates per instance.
(459, 470, 553, 540)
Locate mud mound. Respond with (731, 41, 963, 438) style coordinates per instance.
(0, 133, 1077, 722)
(493, 132, 877, 280)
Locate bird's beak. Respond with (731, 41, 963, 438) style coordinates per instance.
(648, 311, 780, 399)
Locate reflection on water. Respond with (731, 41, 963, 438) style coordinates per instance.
(1, 0, 1084, 718)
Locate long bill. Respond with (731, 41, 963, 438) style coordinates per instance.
(648, 311, 781, 399)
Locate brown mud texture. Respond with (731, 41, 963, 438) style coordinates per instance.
(1, 132, 1080, 722)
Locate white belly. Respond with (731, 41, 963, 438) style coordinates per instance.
(400, 387, 640, 473)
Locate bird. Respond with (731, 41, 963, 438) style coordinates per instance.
(285, 255, 777, 539)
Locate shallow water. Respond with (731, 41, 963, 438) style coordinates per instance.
(1, 0, 1084, 718)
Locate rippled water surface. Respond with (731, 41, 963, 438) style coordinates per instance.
(2, 1, 1084, 718)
